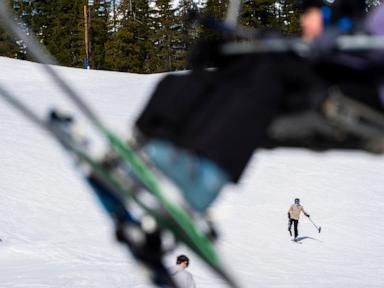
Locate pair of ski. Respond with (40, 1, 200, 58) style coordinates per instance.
(0, 4, 239, 288)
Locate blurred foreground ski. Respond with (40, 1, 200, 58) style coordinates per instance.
(0, 85, 178, 287)
(0, 3, 240, 288)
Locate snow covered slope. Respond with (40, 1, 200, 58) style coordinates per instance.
(1, 57, 384, 287)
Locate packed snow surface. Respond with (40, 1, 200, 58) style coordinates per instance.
(1, 57, 384, 287)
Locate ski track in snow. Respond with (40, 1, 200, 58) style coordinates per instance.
(1, 57, 384, 287)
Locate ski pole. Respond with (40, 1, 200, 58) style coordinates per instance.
(308, 217, 321, 233)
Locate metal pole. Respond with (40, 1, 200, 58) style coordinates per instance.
(308, 217, 321, 233)
(83, 4, 89, 69)
(87, 4, 92, 69)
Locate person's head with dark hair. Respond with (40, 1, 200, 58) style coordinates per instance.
(176, 255, 190, 268)
(171, 254, 195, 286)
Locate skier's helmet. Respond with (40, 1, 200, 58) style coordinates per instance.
(294, 198, 300, 204)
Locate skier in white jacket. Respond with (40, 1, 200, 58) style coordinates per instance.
(288, 198, 310, 240)
(170, 255, 196, 288)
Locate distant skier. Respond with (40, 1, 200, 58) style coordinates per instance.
(288, 198, 310, 241)
(170, 255, 196, 288)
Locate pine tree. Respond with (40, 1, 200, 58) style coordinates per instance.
(150, 0, 179, 72)
(241, 0, 300, 35)
(0, 26, 20, 58)
(240, 0, 272, 29)
(105, 0, 154, 73)
(15, 0, 85, 67)
(3, 0, 305, 72)
(89, 0, 112, 69)
(43, 0, 83, 67)
(200, 0, 228, 40)
(173, 0, 202, 70)
(0, 1, 19, 58)
(11, 0, 113, 68)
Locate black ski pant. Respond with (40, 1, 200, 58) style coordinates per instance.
(288, 219, 299, 238)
